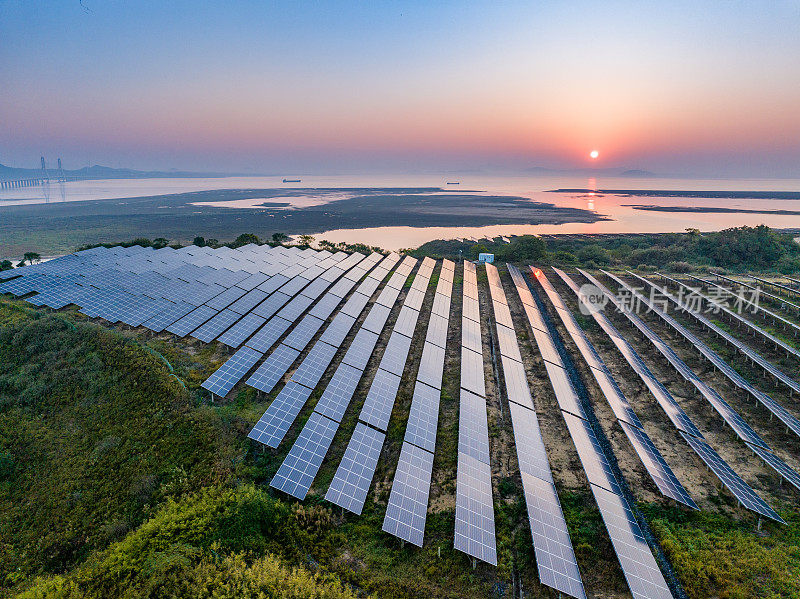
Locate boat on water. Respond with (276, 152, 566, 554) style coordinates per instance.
(446, 181, 460, 185)
(283, 178, 301, 183)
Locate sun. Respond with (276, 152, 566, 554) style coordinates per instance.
(589, 150, 599, 160)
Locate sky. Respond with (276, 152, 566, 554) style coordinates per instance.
(2, 1, 800, 177)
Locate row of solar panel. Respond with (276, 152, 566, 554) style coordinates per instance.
(452, 260, 497, 566)
(382, 259, 455, 548)
(492, 264, 586, 598)
(521, 267, 675, 599)
(716, 273, 800, 314)
(570, 269, 783, 524)
(326, 257, 440, 514)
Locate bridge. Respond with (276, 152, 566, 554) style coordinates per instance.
(0, 157, 85, 190)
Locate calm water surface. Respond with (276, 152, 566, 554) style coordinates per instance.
(2, 174, 800, 250)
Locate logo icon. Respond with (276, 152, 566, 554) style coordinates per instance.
(578, 283, 608, 315)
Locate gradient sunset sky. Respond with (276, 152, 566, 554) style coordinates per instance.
(2, 1, 799, 176)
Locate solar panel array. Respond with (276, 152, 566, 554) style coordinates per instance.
(271, 256, 419, 500)
(326, 257, 439, 514)
(528, 267, 696, 510)
(715, 273, 800, 315)
(684, 274, 800, 341)
(200, 250, 371, 397)
(749, 274, 800, 300)
(448, 261, 498, 565)
(490, 264, 584, 595)
(603, 271, 800, 492)
(563, 268, 783, 524)
(248, 253, 401, 448)
(383, 259, 455, 547)
(523, 267, 676, 599)
(635, 273, 800, 398)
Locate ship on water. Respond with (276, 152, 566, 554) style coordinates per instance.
(446, 181, 460, 185)
(283, 178, 301, 183)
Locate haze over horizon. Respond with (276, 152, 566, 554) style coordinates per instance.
(2, 1, 799, 178)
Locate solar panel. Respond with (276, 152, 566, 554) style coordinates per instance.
(228, 288, 269, 315)
(325, 422, 386, 514)
(245, 316, 292, 353)
(454, 451, 497, 565)
(542, 362, 588, 420)
(618, 421, 697, 508)
(277, 294, 315, 322)
(216, 312, 266, 348)
(270, 411, 339, 500)
(747, 443, 800, 492)
(386, 271, 408, 290)
(430, 293, 451, 319)
(679, 432, 782, 522)
(166, 304, 218, 337)
(291, 341, 339, 388)
(342, 328, 379, 371)
(403, 382, 441, 453)
(192, 309, 242, 342)
(252, 291, 291, 319)
(201, 346, 263, 396)
(340, 292, 371, 318)
(278, 276, 311, 298)
(392, 305, 420, 338)
(236, 272, 271, 291)
(361, 303, 392, 334)
(314, 363, 363, 422)
(425, 313, 449, 349)
(257, 274, 289, 294)
(382, 441, 435, 546)
(309, 292, 344, 320)
(521, 472, 587, 599)
(460, 347, 485, 396)
(318, 313, 357, 347)
(141, 300, 196, 332)
(501, 355, 534, 410)
(206, 285, 248, 310)
(462, 295, 480, 323)
(283, 315, 325, 351)
(376, 284, 403, 308)
(416, 341, 446, 390)
(589, 484, 674, 599)
(359, 369, 402, 431)
(495, 324, 522, 363)
(461, 316, 482, 354)
(299, 277, 331, 300)
(355, 276, 382, 298)
(328, 277, 357, 299)
(378, 331, 413, 376)
(458, 389, 490, 464)
(400, 287, 424, 312)
(246, 344, 300, 393)
(248, 381, 314, 447)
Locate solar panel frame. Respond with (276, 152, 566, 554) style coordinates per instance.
(314, 362, 363, 422)
(382, 441, 435, 547)
(325, 422, 386, 514)
(246, 344, 301, 393)
(359, 368, 402, 431)
(247, 381, 314, 448)
(270, 411, 339, 500)
(403, 382, 441, 453)
(291, 341, 339, 389)
(454, 451, 498, 566)
(245, 316, 292, 353)
(416, 341, 446, 390)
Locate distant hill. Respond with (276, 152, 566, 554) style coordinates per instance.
(0, 162, 254, 181)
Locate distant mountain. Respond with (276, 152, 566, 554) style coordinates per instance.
(0, 162, 255, 181)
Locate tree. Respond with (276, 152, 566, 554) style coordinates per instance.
(205, 239, 219, 248)
(298, 235, 315, 247)
(22, 252, 41, 266)
(193, 236, 206, 247)
(271, 232, 290, 244)
(152, 238, 170, 249)
(230, 233, 260, 248)
(576, 244, 611, 266)
(502, 235, 545, 260)
(0, 260, 12, 271)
